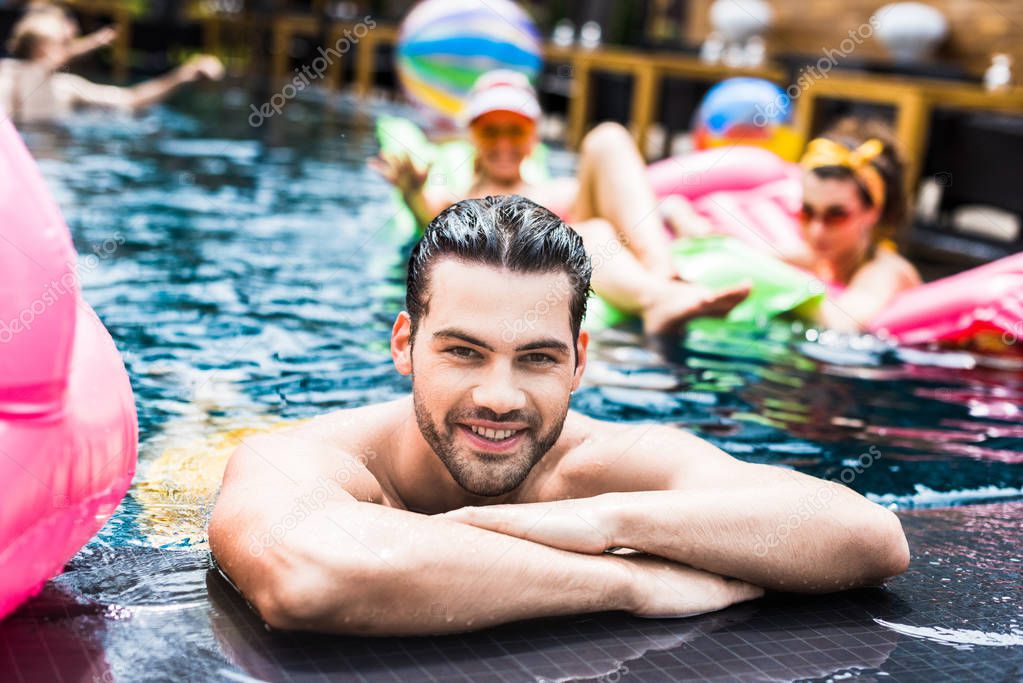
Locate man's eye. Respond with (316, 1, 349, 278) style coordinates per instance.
(523, 353, 556, 365)
(447, 347, 480, 359)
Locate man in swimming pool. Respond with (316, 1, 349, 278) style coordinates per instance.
(209, 195, 910, 636)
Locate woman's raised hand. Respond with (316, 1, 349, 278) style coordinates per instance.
(368, 151, 431, 197)
(182, 55, 225, 82)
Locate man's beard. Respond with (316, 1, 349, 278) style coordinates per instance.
(412, 383, 568, 497)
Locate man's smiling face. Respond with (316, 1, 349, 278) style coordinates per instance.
(393, 258, 588, 497)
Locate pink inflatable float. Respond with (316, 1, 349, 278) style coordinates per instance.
(0, 120, 137, 620)
(648, 146, 1023, 348)
(648, 146, 807, 257)
(869, 252, 1023, 346)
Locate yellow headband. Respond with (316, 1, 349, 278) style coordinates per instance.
(800, 137, 886, 209)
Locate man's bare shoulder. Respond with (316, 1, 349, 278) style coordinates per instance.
(223, 397, 411, 505)
(293, 397, 409, 453)
(537, 413, 732, 500)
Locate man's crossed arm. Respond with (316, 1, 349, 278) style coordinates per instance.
(208, 423, 907, 636)
(444, 422, 910, 594)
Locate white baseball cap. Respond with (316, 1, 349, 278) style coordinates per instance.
(462, 70, 541, 126)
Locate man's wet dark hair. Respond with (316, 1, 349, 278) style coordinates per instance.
(406, 195, 592, 353)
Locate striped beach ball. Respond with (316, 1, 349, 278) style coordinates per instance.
(396, 0, 543, 123)
(693, 77, 802, 161)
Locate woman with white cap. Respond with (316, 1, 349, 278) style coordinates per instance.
(371, 70, 750, 334)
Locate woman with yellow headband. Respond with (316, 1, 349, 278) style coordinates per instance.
(796, 118, 921, 331)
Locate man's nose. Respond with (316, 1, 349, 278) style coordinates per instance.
(471, 361, 526, 415)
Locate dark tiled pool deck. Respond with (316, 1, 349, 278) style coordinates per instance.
(2, 502, 1021, 682)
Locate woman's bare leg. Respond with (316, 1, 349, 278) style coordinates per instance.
(566, 124, 753, 327)
(571, 122, 677, 279)
(574, 219, 749, 334)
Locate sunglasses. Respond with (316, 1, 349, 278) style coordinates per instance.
(473, 123, 533, 144)
(798, 204, 856, 229)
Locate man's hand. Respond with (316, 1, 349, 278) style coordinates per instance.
(181, 55, 226, 82)
(442, 502, 763, 617)
(615, 553, 764, 618)
(440, 497, 615, 555)
(368, 151, 431, 198)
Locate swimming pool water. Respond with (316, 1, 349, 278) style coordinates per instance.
(16, 85, 1023, 552)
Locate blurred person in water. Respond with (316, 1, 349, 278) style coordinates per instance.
(0, 2, 224, 122)
(19, 2, 119, 68)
